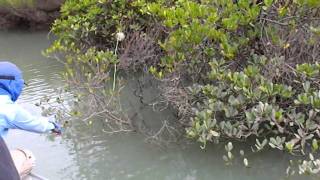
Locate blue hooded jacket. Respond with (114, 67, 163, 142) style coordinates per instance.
(0, 61, 55, 136)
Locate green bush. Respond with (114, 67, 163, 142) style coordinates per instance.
(135, 0, 320, 156)
(46, 0, 163, 84)
(48, 0, 320, 171)
(47, 0, 133, 87)
(187, 58, 320, 152)
(137, 0, 262, 79)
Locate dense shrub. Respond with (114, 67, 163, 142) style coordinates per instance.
(134, 0, 320, 155)
(47, 0, 162, 69)
(48, 0, 320, 172)
(45, 0, 152, 133)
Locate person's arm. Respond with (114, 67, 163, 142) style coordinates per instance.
(10, 106, 56, 133)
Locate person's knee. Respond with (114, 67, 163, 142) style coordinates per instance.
(10, 149, 36, 178)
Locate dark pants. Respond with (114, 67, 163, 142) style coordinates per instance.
(0, 137, 20, 180)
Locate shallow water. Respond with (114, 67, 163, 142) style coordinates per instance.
(0, 31, 317, 180)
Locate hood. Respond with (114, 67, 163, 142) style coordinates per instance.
(0, 61, 24, 102)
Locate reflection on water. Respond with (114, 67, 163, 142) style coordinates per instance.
(0, 30, 63, 103)
(0, 31, 317, 180)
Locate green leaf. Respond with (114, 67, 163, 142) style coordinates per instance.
(285, 141, 294, 153)
(264, 0, 273, 7)
(312, 139, 319, 152)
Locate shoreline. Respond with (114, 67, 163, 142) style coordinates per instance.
(0, 0, 63, 30)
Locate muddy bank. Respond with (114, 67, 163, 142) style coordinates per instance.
(0, 0, 63, 29)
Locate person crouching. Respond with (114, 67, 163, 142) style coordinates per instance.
(0, 61, 62, 179)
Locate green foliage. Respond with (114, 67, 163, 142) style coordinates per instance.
(131, 0, 320, 156)
(48, 0, 320, 169)
(46, 0, 152, 92)
(50, 0, 119, 52)
(187, 57, 320, 154)
(46, 0, 160, 135)
(136, 0, 262, 79)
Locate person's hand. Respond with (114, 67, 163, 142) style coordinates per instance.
(50, 121, 62, 135)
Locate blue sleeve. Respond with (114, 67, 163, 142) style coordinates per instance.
(11, 106, 55, 133)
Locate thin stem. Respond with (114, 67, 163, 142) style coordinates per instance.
(113, 40, 119, 91)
